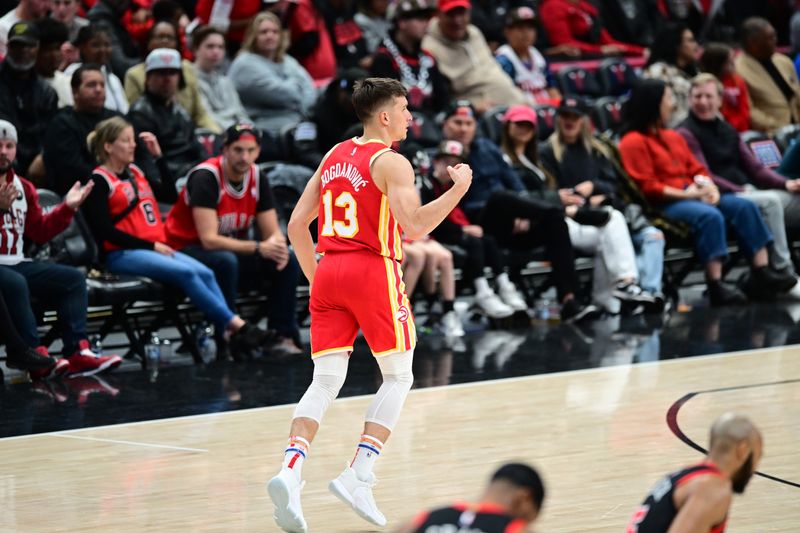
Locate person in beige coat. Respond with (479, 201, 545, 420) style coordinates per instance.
(124, 20, 221, 133)
(735, 17, 800, 134)
(421, 0, 524, 113)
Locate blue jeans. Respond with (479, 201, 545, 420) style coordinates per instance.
(105, 249, 235, 330)
(0, 261, 88, 353)
(662, 194, 772, 264)
(182, 246, 301, 339)
(631, 226, 665, 293)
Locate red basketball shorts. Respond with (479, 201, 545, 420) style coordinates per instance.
(309, 250, 416, 358)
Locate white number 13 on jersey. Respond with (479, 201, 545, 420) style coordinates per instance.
(321, 190, 359, 238)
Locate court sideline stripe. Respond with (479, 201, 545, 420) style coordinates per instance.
(0, 343, 797, 443)
(50, 433, 209, 453)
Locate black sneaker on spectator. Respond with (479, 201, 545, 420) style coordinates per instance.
(708, 281, 747, 306)
(746, 267, 797, 298)
(6, 346, 58, 372)
(560, 299, 601, 323)
(229, 323, 267, 357)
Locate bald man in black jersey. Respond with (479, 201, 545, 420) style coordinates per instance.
(627, 413, 763, 533)
(395, 462, 545, 533)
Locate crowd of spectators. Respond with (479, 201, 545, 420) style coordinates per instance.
(1, 0, 800, 374)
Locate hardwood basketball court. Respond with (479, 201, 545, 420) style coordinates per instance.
(1, 346, 797, 532)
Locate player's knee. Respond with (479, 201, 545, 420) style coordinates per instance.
(293, 352, 349, 423)
(377, 350, 414, 389)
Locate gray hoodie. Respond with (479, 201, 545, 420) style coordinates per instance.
(228, 51, 317, 135)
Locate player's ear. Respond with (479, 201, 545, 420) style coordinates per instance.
(735, 440, 750, 462)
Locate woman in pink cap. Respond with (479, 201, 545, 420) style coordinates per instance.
(501, 102, 659, 314)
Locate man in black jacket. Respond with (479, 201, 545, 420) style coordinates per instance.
(0, 22, 58, 180)
(87, 0, 140, 79)
(43, 64, 121, 195)
(370, 0, 450, 147)
(127, 48, 205, 202)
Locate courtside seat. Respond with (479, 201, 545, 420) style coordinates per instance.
(33, 189, 204, 365)
(480, 105, 509, 145)
(597, 58, 638, 96)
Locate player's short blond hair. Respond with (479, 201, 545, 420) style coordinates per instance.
(351, 78, 408, 122)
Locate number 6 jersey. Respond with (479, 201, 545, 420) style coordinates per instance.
(92, 164, 166, 251)
(316, 138, 404, 262)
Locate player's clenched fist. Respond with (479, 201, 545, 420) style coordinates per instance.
(446, 163, 472, 193)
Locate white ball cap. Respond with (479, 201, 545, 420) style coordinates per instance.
(0, 120, 18, 143)
(145, 48, 181, 73)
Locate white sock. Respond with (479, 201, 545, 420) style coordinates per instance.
(496, 272, 514, 291)
(350, 434, 384, 482)
(474, 277, 492, 297)
(281, 436, 310, 481)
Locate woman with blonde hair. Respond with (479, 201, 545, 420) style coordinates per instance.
(82, 117, 266, 356)
(228, 11, 317, 137)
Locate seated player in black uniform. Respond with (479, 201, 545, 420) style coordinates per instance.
(627, 413, 763, 533)
(396, 462, 545, 533)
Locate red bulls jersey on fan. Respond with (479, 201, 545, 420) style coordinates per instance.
(316, 138, 403, 261)
(93, 164, 165, 251)
(166, 156, 260, 249)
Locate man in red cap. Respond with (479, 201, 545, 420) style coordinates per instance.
(422, 0, 526, 113)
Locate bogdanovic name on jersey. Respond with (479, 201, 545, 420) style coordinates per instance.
(321, 162, 369, 192)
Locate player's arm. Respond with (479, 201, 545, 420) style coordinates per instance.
(193, 207, 261, 254)
(287, 170, 322, 283)
(667, 477, 731, 533)
(376, 151, 471, 241)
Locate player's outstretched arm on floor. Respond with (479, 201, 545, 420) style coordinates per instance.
(287, 170, 322, 284)
(376, 151, 471, 240)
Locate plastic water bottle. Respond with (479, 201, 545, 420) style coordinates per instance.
(534, 299, 550, 321)
(145, 332, 161, 382)
(89, 334, 103, 355)
(195, 323, 217, 364)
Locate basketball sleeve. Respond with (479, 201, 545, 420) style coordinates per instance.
(186, 170, 220, 209)
(256, 171, 277, 212)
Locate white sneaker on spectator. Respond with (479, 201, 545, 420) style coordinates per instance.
(440, 310, 465, 337)
(267, 469, 308, 533)
(498, 284, 528, 312)
(475, 292, 514, 319)
(329, 465, 387, 527)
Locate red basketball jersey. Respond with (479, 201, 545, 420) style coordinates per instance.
(165, 156, 260, 249)
(93, 164, 165, 251)
(317, 138, 403, 261)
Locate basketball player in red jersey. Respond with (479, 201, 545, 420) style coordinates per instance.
(267, 78, 472, 532)
(396, 462, 545, 533)
(627, 413, 763, 533)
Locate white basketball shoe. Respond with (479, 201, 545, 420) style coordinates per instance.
(267, 469, 308, 533)
(329, 465, 387, 527)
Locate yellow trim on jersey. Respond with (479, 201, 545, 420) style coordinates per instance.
(353, 137, 390, 147)
(311, 345, 354, 358)
(383, 256, 404, 353)
(378, 195, 391, 257)
(369, 147, 393, 168)
(392, 219, 403, 260)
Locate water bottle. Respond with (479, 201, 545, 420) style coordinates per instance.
(89, 334, 103, 355)
(195, 323, 217, 364)
(533, 298, 550, 321)
(145, 332, 161, 382)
